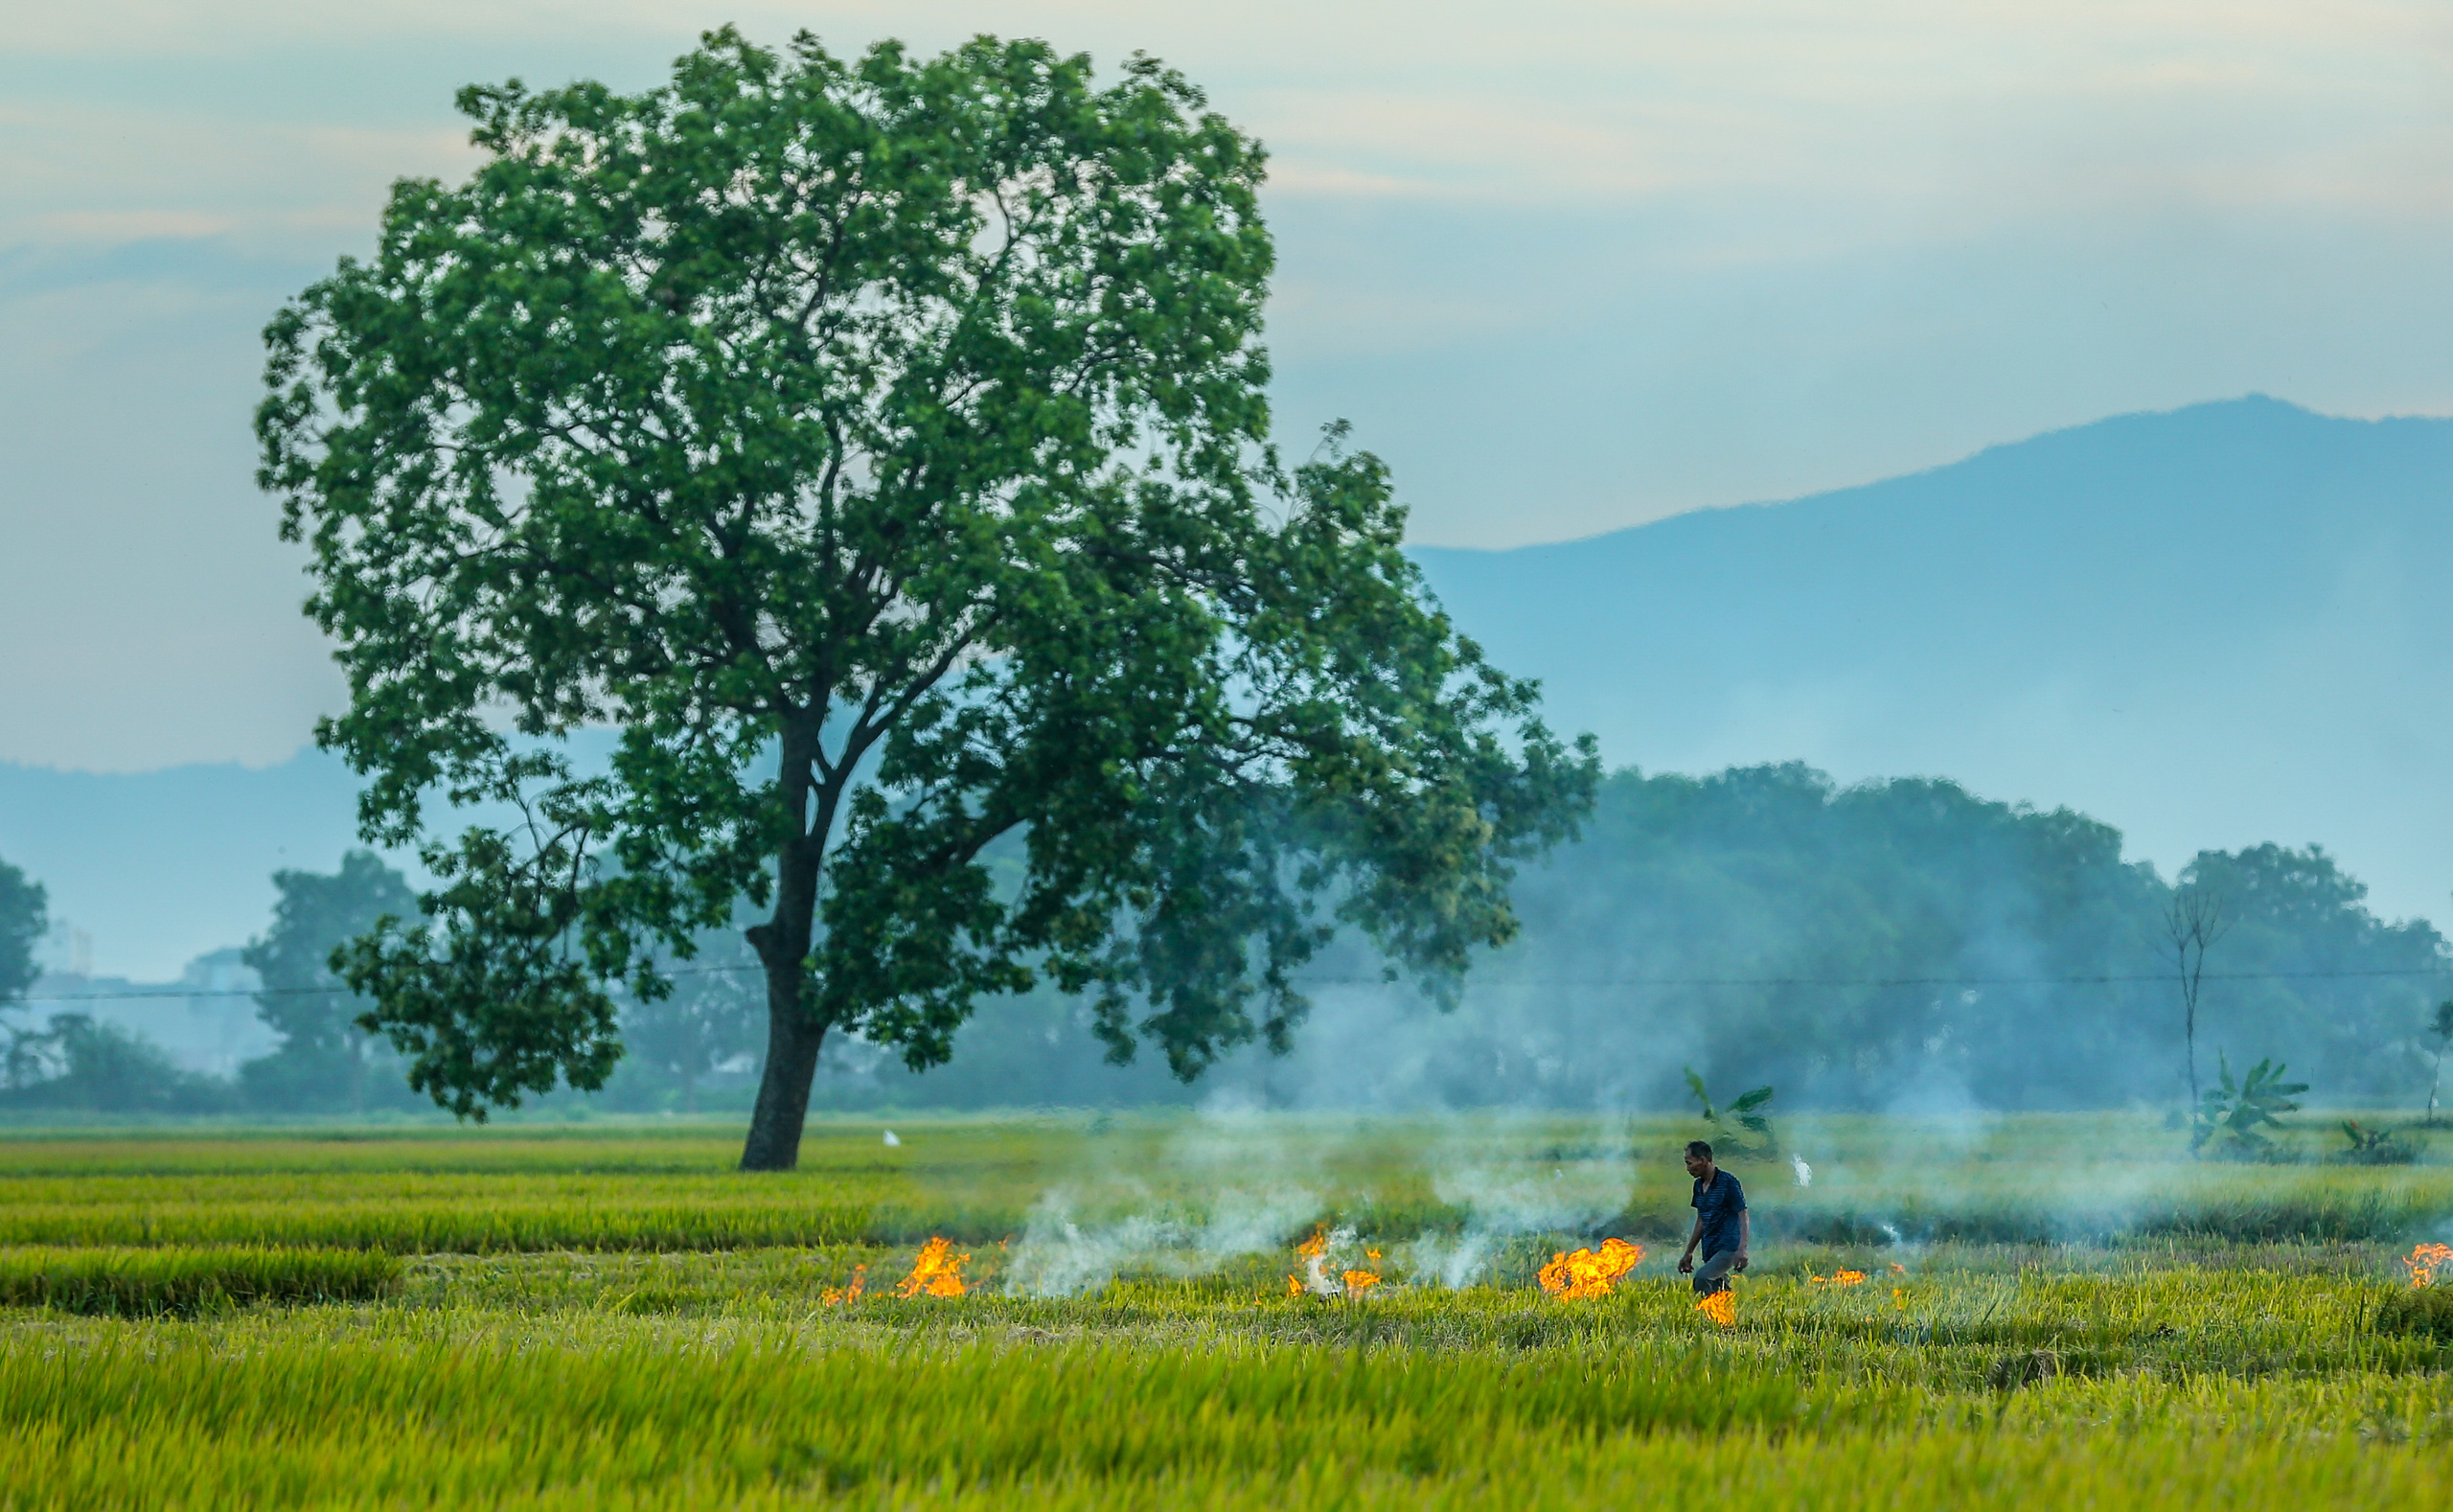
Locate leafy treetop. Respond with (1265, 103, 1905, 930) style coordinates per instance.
(258, 28, 1598, 1167)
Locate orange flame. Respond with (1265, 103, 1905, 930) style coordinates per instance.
(819, 1264, 866, 1307)
(2405, 1242, 2453, 1288)
(1809, 1270, 1868, 1287)
(1538, 1238, 1646, 1300)
(895, 1237, 970, 1298)
(1287, 1225, 1326, 1297)
(1695, 1289, 1736, 1326)
(1290, 1224, 1380, 1298)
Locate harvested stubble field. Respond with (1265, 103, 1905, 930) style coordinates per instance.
(2, 1111, 2450, 1507)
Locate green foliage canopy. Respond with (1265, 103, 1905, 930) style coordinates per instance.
(242, 850, 419, 1060)
(257, 30, 1596, 1166)
(0, 855, 45, 1009)
(239, 850, 420, 1111)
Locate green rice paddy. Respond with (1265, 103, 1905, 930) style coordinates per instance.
(2, 1111, 2448, 1506)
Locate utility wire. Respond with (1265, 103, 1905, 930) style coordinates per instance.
(12, 960, 2451, 1009)
(1286, 967, 2453, 989)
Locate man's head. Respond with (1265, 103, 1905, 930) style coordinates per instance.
(1684, 1140, 1714, 1179)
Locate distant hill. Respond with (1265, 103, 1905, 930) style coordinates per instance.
(1411, 396, 2453, 925)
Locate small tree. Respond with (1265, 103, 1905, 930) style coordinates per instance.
(2160, 882, 2231, 1107)
(0, 856, 50, 1087)
(241, 851, 420, 1111)
(0, 856, 44, 1012)
(260, 31, 1598, 1169)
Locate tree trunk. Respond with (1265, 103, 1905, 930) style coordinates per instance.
(740, 721, 830, 1172)
(2184, 997, 2198, 1109)
(742, 989, 826, 1170)
(2179, 942, 2204, 1110)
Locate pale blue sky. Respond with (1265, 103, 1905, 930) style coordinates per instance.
(6, 1, 2453, 771)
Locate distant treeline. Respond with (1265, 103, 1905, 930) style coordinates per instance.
(823, 764, 2451, 1114)
(1387, 763, 2447, 1111)
(5, 764, 2446, 1115)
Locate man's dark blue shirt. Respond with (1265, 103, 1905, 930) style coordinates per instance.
(1691, 1169, 1747, 1256)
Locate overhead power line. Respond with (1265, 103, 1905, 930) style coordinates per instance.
(12, 960, 2450, 1010)
(1287, 967, 2453, 989)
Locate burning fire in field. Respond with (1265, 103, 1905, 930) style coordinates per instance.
(1809, 1270, 1868, 1287)
(2404, 1242, 2453, 1288)
(1286, 1225, 1382, 1299)
(1288, 1225, 1329, 1296)
(1694, 1290, 1736, 1326)
(819, 1265, 866, 1307)
(1537, 1239, 1646, 1300)
(896, 1237, 971, 1298)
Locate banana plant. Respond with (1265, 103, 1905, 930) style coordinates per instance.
(1684, 1066, 1778, 1160)
(2190, 1054, 2307, 1158)
(2336, 1118, 2422, 1165)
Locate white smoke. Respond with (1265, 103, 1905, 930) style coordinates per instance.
(998, 1186, 1326, 1297)
(998, 1116, 1327, 1298)
(1397, 1119, 1639, 1288)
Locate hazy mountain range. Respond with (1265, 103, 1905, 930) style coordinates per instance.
(1412, 395, 2453, 928)
(5, 394, 2447, 983)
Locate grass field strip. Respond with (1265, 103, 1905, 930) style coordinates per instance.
(2, 1115, 2450, 1506)
(4, 1114, 2447, 1260)
(1, 1295, 2448, 1507)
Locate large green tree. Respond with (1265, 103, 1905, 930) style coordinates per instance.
(258, 30, 1596, 1169)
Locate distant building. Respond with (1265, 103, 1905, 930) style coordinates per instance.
(23, 948, 278, 1079)
(38, 920, 94, 979)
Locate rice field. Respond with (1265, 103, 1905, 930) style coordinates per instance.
(2, 1111, 2449, 1507)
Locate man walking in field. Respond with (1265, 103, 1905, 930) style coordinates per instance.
(1677, 1139, 1749, 1294)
